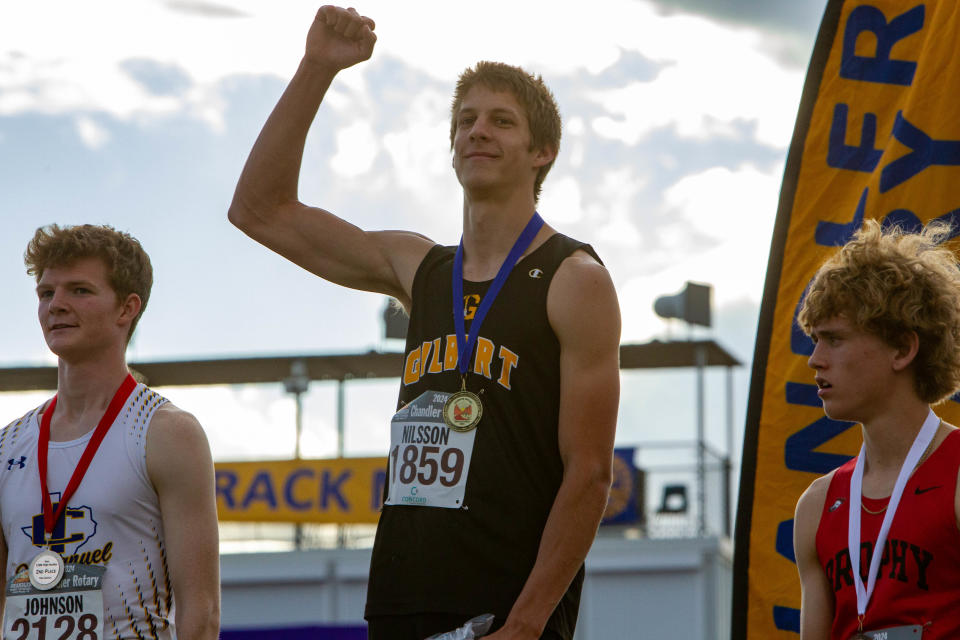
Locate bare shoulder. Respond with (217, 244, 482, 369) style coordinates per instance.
(150, 402, 205, 437)
(796, 472, 834, 520)
(371, 229, 434, 248)
(368, 229, 435, 264)
(794, 471, 835, 559)
(146, 403, 213, 486)
(547, 249, 619, 340)
(796, 472, 837, 640)
(551, 248, 616, 302)
(556, 247, 606, 275)
(938, 420, 959, 443)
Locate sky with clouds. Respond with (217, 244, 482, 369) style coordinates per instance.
(0, 0, 829, 519)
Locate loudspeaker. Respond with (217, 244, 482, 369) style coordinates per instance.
(383, 300, 409, 340)
(653, 281, 712, 327)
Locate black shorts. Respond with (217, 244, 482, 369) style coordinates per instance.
(366, 613, 565, 640)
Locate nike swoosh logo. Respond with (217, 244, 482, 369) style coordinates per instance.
(914, 485, 942, 495)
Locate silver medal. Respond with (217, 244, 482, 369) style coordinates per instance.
(28, 550, 64, 591)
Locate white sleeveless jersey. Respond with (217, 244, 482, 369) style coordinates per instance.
(0, 384, 176, 639)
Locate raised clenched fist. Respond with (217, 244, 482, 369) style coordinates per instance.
(305, 5, 376, 72)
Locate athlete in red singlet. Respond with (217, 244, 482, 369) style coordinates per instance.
(793, 220, 960, 640)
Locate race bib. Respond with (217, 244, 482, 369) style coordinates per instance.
(385, 391, 476, 509)
(853, 626, 923, 640)
(5, 563, 105, 640)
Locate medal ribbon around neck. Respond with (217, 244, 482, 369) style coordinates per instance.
(848, 408, 940, 620)
(452, 212, 544, 377)
(38, 373, 137, 535)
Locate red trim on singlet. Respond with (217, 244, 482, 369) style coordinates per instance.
(816, 429, 960, 639)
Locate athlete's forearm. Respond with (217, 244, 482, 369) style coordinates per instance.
(230, 58, 338, 225)
(499, 467, 610, 637)
(175, 603, 220, 640)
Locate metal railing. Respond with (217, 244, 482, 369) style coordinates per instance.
(600, 440, 734, 540)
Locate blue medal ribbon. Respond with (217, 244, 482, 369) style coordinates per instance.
(452, 212, 544, 377)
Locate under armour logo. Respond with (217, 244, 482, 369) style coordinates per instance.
(528, 268, 543, 279)
(7, 456, 26, 470)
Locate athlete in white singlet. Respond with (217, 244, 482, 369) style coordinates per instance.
(0, 225, 219, 639)
(0, 384, 176, 637)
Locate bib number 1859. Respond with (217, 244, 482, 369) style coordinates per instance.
(390, 444, 465, 487)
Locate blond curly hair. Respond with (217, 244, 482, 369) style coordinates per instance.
(24, 224, 153, 342)
(798, 219, 960, 403)
(450, 61, 561, 204)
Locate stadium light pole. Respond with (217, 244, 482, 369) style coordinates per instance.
(653, 281, 713, 537)
(284, 359, 310, 549)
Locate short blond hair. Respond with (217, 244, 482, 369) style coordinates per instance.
(24, 224, 153, 342)
(450, 61, 561, 203)
(798, 220, 960, 403)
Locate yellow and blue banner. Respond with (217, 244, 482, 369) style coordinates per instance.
(733, 1, 960, 637)
(216, 447, 643, 526)
(215, 457, 386, 524)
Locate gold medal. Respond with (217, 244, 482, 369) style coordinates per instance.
(28, 549, 64, 591)
(443, 390, 483, 432)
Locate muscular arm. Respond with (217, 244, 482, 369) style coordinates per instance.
(228, 5, 432, 309)
(794, 474, 834, 640)
(146, 405, 220, 640)
(490, 255, 621, 639)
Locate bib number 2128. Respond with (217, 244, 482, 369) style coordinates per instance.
(9, 613, 99, 640)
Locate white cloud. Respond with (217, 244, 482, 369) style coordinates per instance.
(158, 385, 306, 460)
(663, 163, 780, 245)
(75, 116, 111, 149)
(366, 1, 632, 79)
(586, 14, 804, 148)
(381, 88, 455, 204)
(538, 176, 583, 225)
(566, 117, 586, 137)
(330, 121, 379, 178)
(614, 162, 781, 343)
(0, 0, 813, 481)
(591, 168, 646, 248)
(0, 0, 803, 147)
(0, 0, 306, 121)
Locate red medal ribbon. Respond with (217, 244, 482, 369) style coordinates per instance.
(38, 373, 137, 535)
